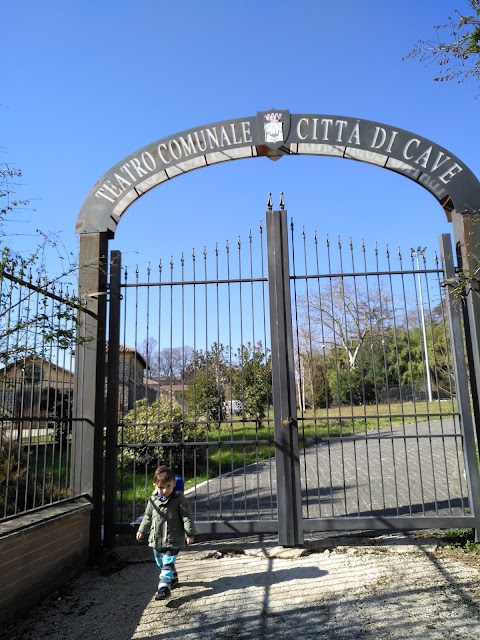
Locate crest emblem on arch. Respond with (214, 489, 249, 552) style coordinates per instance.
(257, 109, 291, 149)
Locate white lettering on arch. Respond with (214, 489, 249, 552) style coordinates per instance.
(439, 163, 463, 184)
(206, 127, 219, 149)
(158, 143, 170, 164)
(194, 130, 208, 152)
(85, 116, 473, 228)
(403, 138, 421, 161)
(297, 118, 309, 140)
(414, 146, 432, 169)
(241, 121, 252, 143)
(169, 139, 182, 161)
(347, 122, 361, 145)
(142, 151, 156, 172)
(220, 126, 232, 146)
(179, 134, 197, 156)
(130, 157, 149, 178)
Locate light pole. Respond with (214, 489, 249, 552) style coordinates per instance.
(411, 247, 433, 402)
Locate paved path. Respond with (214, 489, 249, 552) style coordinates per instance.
(188, 419, 469, 523)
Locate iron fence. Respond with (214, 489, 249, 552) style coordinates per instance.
(0, 263, 79, 519)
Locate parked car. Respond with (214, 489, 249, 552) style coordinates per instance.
(223, 400, 243, 415)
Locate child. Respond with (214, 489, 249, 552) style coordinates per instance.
(136, 465, 196, 600)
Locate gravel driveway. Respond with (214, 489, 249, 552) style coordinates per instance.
(2, 532, 480, 640)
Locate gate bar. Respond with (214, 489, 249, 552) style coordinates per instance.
(266, 200, 303, 546)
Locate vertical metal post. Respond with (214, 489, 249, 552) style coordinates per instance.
(104, 250, 121, 548)
(440, 233, 480, 540)
(412, 247, 433, 402)
(451, 212, 480, 449)
(266, 201, 303, 547)
(73, 231, 109, 559)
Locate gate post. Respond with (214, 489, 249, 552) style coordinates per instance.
(266, 197, 303, 546)
(440, 234, 480, 540)
(104, 250, 121, 547)
(73, 231, 109, 558)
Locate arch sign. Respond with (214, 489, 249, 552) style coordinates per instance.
(76, 110, 480, 236)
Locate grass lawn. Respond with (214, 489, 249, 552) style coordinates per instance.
(116, 400, 459, 518)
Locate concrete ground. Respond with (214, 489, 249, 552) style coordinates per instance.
(2, 532, 480, 640)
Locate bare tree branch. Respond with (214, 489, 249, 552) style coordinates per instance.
(404, 0, 480, 92)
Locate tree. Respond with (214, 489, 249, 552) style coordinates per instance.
(404, 0, 480, 90)
(184, 343, 227, 423)
(1, 164, 27, 246)
(296, 279, 394, 406)
(139, 338, 193, 380)
(139, 337, 160, 377)
(306, 350, 332, 409)
(230, 341, 272, 427)
(299, 278, 393, 371)
(158, 345, 193, 379)
(1, 163, 82, 366)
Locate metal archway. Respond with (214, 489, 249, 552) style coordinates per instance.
(77, 111, 480, 235)
(73, 111, 480, 553)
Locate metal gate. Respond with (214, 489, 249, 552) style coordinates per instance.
(106, 203, 480, 545)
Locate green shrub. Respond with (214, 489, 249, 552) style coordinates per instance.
(120, 396, 206, 475)
(444, 528, 480, 554)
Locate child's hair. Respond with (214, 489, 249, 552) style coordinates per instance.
(154, 465, 176, 484)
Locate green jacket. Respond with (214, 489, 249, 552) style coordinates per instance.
(138, 491, 196, 550)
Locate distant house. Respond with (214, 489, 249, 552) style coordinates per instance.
(155, 376, 186, 404)
(0, 345, 158, 438)
(0, 357, 74, 440)
(106, 343, 157, 415)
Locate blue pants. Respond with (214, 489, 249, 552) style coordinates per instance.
(154, 547, 179, 590)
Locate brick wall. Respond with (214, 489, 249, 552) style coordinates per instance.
(0, 497, 93, 628)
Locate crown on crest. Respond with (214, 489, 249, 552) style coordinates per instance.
(264, 112, 282, 123)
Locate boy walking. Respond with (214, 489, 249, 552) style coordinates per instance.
(136, 466, 196, 600)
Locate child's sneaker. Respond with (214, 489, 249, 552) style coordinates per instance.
(171, 576, 179, 589)
(155, 586, 171, 600)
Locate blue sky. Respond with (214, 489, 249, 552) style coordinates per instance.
(2, 0, 479, 279)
